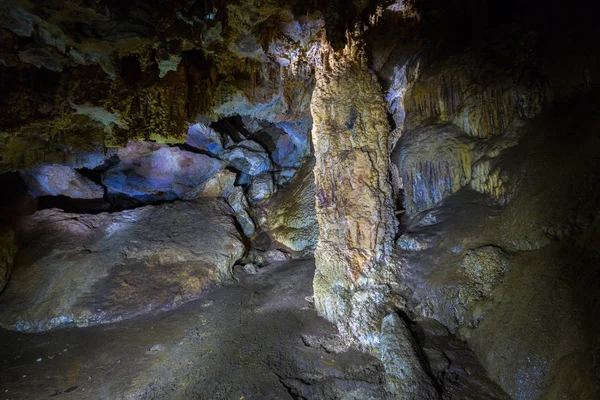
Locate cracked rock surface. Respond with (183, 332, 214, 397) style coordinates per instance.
(0, 199, 245, 332)
(0, 259, 507, 400)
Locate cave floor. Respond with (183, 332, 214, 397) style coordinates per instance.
(0, 259, 388, 400)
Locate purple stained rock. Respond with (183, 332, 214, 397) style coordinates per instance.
(21, 165, 104, 200)
(102, 141, 225, 201)
(186, 123, 224, 155)
(221, 140, 272, 176)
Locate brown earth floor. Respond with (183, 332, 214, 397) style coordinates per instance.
(0, 260, 389, 400)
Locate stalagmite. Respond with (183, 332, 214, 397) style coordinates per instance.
(310, 41, 396, 348)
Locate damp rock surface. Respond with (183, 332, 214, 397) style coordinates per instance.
(0, 260, 508, 400)
(0, 260, 389, 400)
(102, 141, 226, 202)
(20, 165, 105, 200)
(379, 313, 439, 399)
(258, 158, 318, 257)
(0, 199, 245, 332)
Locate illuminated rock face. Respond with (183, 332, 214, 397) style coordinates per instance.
(20, 165, 105, 200)
(102, 141, 225, 202)
(259, 158, 318, 257)
(310, 54, 396, 348)
(0, 199, 245, 332)
(393, 124, 476, 215)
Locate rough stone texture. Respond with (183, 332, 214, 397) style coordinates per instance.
(20, 165, 104, 200)
(220, 140, 272, 176)
(102, 141, 225, 201)
(0, 113, 107, 174)
(0, 260, 393, 400)
(186, 122, 224, 156)
(379, 313, 439, 399)
(0, 199, 245, 332)
(0, 1, 321, 173)
(393, 97, 600, 399)
(310, 47, 397, 349)
(259, 158, 318, 257)
(247, 171, 274, 203)
(227, 187, 255, 239)
(459, 246, 510, 300)
(182, 169, 236, 200)
(402, 53, 545, 138)
(0, 229, 17, 293)
(393, 124, 476, 215)
(411, 317, 510, 400)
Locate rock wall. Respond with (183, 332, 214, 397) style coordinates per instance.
(258, 158, 318, 257)
(310, 44, 397, 349)
(0, 199, 245, 332)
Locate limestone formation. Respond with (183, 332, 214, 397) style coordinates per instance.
(186, 122, 224, 156)
(0, 199, 245, 332)
(20, 165, 105, 200)
(227, 187, 255, 239)
(248, 172, 275, 202)
(259, 158, 317, 257)
(182, 169, 237, 200)
(102, 141, 225, 201)
(0, 1, 599, 399)
(393, 124, 476, 215)
(379, 313, 439, 399)
(310, 47, 396, 348)
(220, 140, 272, 176)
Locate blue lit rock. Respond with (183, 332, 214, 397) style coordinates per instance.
(248, 172, 274, 203)
(275, 168, 297, 186)
(271, 134, 303, 169)
(221, 140, 272, 176)
(227, 187, 255, 238)
(276, 118, 311, 158)
(102, 141, 225, 201)
(20, 165, 104, 200)
(186, 123, 224, 156)
(0, 199, 245, 332)
(240, 117, 309, 177)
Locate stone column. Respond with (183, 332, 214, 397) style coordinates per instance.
(311, 48, 396, 349)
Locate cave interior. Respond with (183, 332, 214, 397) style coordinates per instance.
(0, 0, 599, 399)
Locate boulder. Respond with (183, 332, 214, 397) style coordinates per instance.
(248, 172, 274, 202)
(102, 141, 225, 201)
(20, 165, 104, 200)
(186, 123, 224, 156)
(259, 159, 317, 257)
(182, 169, 237, 200)
(221, 140, 272, 176)
(227, 187, 255, 238)
(380, 313, 440, 399)
(0, 199, 245, 332)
